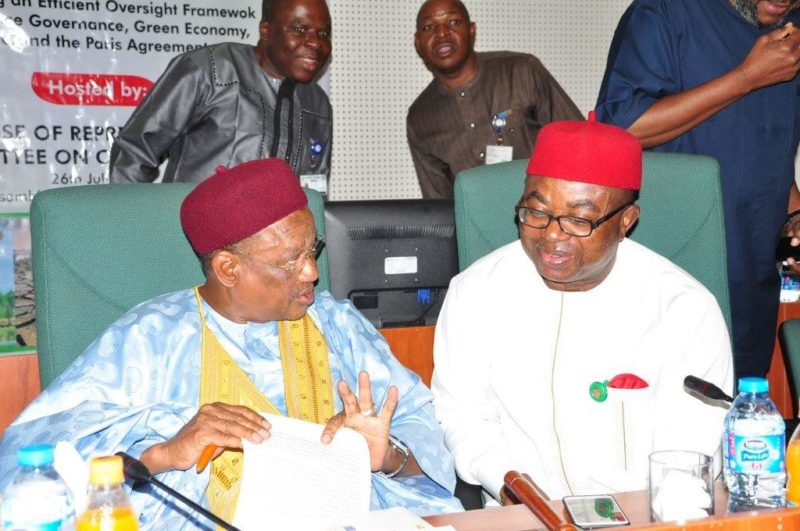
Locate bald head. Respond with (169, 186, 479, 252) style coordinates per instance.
(416, 0, 470, 27)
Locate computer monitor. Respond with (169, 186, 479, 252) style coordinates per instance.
(323, 199, 458, 328)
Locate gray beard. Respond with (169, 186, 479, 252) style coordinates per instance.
(731, 0, 790, 28)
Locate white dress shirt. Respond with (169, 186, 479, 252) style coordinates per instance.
(432, 239, 733, 500)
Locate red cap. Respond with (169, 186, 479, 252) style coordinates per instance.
(526, 111, 642, 190)
(180, 158, 308, 254)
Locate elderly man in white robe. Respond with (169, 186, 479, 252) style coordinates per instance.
(0, 159, 462, 529)
(432, 113, 734, 502)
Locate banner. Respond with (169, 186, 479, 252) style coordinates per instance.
(0, 0, 260, 352)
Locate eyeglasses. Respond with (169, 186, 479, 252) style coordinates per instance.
(515, 202, 633, 238)
(239, 234, 325, 274)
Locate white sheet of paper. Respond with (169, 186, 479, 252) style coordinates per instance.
(233, 413, 372, 531)
(54, 441, 88, 514)
(325, 507, 433, 530)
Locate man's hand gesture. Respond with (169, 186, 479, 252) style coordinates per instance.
(321, 371, 399, 472)
(738, 23, 800, 91)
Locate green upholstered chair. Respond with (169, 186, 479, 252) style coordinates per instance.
(779, 318, 800, 410)
(453, 152, 732, 334)
(30, 184, 328, 388)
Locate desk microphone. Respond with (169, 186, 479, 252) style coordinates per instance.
(116, 452, 242, 531)
(503, 471, 579, 531)
(683, 375, 734, 406)
(684, 376, 800, 442)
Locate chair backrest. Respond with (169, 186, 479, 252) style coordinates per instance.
(779, 319, 800, 406)
(453, 152, 732, 334)
(30, 184, 328, 388)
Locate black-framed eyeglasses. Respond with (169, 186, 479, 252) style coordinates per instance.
(515, 202, 633, 238)
(239, 234, 325, 274)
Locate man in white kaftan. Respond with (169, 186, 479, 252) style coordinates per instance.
(0, 159, 461, 529)
(432, 114, 734, 501)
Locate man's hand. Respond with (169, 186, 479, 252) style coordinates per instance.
(321, 371, 399, 472)
(140, 402, 271, 475)
(499, 486, 518, 506)
(737, 23, 800, 92)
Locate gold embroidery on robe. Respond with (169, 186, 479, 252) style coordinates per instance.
(195, 288, 335, 527)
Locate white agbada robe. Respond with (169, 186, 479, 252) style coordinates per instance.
(432, 239, 733, 500)
(0, 291, 462, 529)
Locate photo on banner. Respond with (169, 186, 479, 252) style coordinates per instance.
(0, 214, 33, 354)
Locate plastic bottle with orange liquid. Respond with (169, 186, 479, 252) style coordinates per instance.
(787, 426, 800, 505)
(76, 456, 139, 531)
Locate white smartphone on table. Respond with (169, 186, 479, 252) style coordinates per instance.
(563, 494, 630, 528)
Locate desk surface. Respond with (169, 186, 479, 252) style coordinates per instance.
(423, 488, 800, 530)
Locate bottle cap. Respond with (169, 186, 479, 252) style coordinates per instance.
(89, 455, 125, 485)
(738, 377, 769, 394)
(17, 444, 55, 467)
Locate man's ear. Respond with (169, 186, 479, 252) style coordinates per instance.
(210, 250, 242, 288)
(414, 32, 422, 58)
(469, 21, 477, 47)
(619, 204, 640, 239)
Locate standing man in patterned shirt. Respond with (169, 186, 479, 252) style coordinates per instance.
(407, 0, 582, 199)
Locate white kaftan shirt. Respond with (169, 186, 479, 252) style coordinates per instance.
(432, 239, 733, 500)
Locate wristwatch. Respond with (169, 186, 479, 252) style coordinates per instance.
(384, 436, 409, 478)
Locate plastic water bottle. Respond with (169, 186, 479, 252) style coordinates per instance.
(723, 377, 786, 511)
(2, 443, 76, 530)
(76, 456, 138, 531)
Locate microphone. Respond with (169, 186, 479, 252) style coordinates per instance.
(116, 452, 242, 531)
(683, 375, 733, 406)
(503, 471, 579, 531)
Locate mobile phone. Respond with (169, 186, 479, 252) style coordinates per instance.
(563, 494, 630, 528)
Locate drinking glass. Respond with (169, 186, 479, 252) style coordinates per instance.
(649, 450, 714, 522)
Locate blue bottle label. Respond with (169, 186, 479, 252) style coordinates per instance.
(4, 519, 64, 530)
(726, 432, 785, 473)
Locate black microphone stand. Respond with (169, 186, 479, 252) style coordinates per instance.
(116, 452, 242, 531)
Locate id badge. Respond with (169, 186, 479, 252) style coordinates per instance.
(485, 145, 513, 165)
(300, 173, 327, 194)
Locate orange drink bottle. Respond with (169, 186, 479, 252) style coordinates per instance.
(76, 455, 139, 531)
(788, 426, 800, 505)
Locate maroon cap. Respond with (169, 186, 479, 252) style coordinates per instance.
(180, 158, 308, 254)
(527, 111, 642, 191)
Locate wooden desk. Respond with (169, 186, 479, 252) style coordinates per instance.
(424, 488, 800, 530)
(0, 352, 39, 435)
(379, 325, 435, 387)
